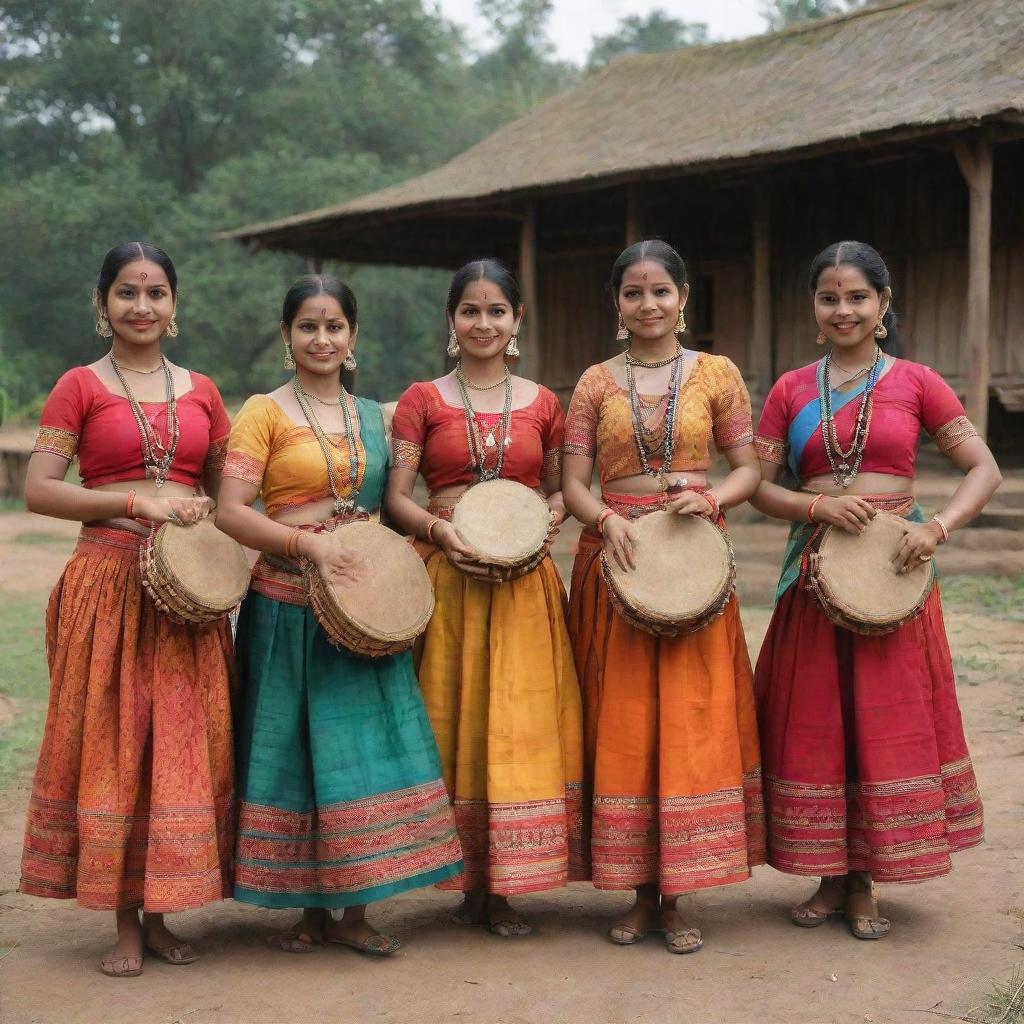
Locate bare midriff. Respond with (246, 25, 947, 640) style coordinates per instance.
(272, 496, 347, 526)
(603, 470, 709, 494)
(90, 479, 201, 534)
(802, 471, 914, 497)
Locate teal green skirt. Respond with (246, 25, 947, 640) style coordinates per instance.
(233, 593, 463, 909)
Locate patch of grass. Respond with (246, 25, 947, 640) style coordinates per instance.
(953, 653, 1000, 687)
(11, 531, 68, 546)
(941, 574, 1024, 620)
(0, 590, 50, 787)
(988, 964, 1024, 1023)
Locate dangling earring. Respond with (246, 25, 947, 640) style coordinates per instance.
(165, 315, 179, 338)
(615, 313, 630, 343)
(96, 311, 113, 338)
(506, 332, 520, 359)
(342, 352, 357, 371)
(283, 343, 295, 369)
(874, 319, 888, 339)
(815, 331, 827, 346)
(675, 308, 687, 334)
(446, 327, 459, 358)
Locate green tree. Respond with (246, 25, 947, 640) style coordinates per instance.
(586, 10, 708, 70)
(761, 0, 865, 31)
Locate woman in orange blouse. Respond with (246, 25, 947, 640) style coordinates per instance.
(562, 240, 765, 954)
(386, 259, 584, 937)
(19, 242, 234, 977)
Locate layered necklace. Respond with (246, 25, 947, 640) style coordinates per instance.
(818, 345, 883, 488)
(293, 377, 361, 515)
(455, 363, 513, 481)
(625, 345, 685, 490)
(109, 353, 179, 488)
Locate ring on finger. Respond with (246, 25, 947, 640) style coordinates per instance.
(918, 554, 933, 562)
(167, 508, 180, 524)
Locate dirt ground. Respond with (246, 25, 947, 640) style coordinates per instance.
(0, 510, 1022, 1024)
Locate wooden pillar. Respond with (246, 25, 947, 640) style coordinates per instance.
(953, 135, 994, 439)
(518, 202, 540, 381)
(307, 255, 324, 274)
(750, 188, 773, 396)
(625, 184, 644, 246)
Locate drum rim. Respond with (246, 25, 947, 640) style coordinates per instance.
(149, 520, 251, 612)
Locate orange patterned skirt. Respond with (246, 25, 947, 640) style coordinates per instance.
(19, 526, 236, 912)
(568, 509, 765, 896)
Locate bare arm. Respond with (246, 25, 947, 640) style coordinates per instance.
(750, 462, 877, 534)
(665, 443, 761, 516)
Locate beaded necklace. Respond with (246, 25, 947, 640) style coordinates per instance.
(455, 364, 513, 481)
(108, 353, 179, 488)
(292, 377, 361, 515)
(818, 345, 883, 488)
(624, 347, 685, 490)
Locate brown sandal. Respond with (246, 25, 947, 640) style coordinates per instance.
(664, 926, 703, 955)
(267, 929, 323, 954)
(845, 888, 891, 940)
(100, 954, 144, 978)
(790, 878, 848, 929)
(144, 940, 199, 965)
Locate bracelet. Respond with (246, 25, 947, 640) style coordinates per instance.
(425, 517, 440, 543)
(595, 508, 615, 535)
(125, 489, 137, 518)
(807, 493, 825, 523)
(702, 491, 721, 519)
(284, 529, 303, 559)
(931, 514, 950, 544)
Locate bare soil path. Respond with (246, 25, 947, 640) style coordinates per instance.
(0, 509, 1021, 1024)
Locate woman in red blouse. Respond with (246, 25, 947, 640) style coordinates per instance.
(18, 243, 235, 977)
(752, 241, 1002, 939)
(386, 259, 584, 937)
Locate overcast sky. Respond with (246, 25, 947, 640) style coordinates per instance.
(435, 0, 767, 64)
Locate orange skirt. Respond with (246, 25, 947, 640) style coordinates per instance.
(568, 518, 765, 895)
(19, 526, 236, 912)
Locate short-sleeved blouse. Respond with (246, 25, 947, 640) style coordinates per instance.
(222, 393, 388, 516)
(754, 358, 978, 481)
(563, 353, 753, 486)
(390, 381, 564, 490)
(33, 366, 230, 487)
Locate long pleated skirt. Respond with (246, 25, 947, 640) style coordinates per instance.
(755, 581, 983, 883)
(568, 526, 766, 896)
(19, 526, 236, 912)
(233, 591, 464, 909)
(413, 543, 586, 895)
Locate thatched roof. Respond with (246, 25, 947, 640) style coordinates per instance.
(220, 0, 1024, 263)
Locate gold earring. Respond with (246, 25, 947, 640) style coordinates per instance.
(342, 352, 357, 370)
(165, 315, 179, 338)
(874, 319, 888, 339)
(815, 331, 827, 346)
(447, 327, 459, 358)
(675, 309, 686, 334)
(506, 333, 520, 358)
(615, 313, 630, 343)
(283, 343, 295, 369)
(96, 312, 113, 338)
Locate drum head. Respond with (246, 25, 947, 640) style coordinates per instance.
(322, 521, 434, 642)
(451, 480, 550, 567)
(155, 519, 250, 612)
(604, 511, 733, 625)
(814, 511, 934, 628)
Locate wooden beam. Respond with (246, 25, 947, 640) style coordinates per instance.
(952, 135, 994, 438)
(625, 184, 644, 245)
(307, 255, 323, 274)
(518, 202, 541, 381)
(750, 188, 773, 395)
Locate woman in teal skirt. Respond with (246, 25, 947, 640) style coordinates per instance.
(216, 275, 462, 954)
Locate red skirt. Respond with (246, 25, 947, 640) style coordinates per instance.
(754, 583, 982, 883)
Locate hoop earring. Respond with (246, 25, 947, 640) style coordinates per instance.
(165, 315, 179, 338)
(447, 327, 459, 358)
(342, 352, 357, 371)
(675, 309, 687, 334)
(615, 313, 630, 343)
(283, 343, 295, 369)
(96, 312, 113, 338)
(815, 331, 827, 346)
(506, 333, 520, 359)
(874, 320, 888, 339)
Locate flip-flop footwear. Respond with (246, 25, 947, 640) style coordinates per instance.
(327, 931, 401, 956)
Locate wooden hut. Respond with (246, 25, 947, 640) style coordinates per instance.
(219, 0, 1024, 444)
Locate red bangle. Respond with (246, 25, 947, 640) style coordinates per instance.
(702, 491, 720, 519)
(807, 493, 825, 523)
(425, 517, 440, 543)
(595, 508, 615, 535)
(125, 489, 137, 518)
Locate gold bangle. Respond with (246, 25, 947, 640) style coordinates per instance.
(284, 529, 302, 559)
(425, 517, 440, 543)
(931, 514, 950, 544)
(807, 493, 825, 523)
(595, 508, 615, 535)
(125, 489, 137, 518)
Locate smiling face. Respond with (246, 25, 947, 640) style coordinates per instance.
(101, 259, 176, 346)
(616, 260, 688, 343)
(450, 277, 520, 360)
(813, 264, 890, 352)
(282, 294, 356, 378)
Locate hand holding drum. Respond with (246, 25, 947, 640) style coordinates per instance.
(302, 531, 370, 586)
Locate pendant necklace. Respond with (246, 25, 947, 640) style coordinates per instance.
(455, 363, 513, 480)
(109, 353, 179, 488)
(293, 377, 361, 515)
(818, 345, 883, 488)
(625, 346, 685, 490)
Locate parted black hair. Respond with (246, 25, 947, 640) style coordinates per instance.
(446, 259, 523, 317)
(281, 274, 358, 328)
(95, 242, 178, 307)
(610, 239, 688, 294)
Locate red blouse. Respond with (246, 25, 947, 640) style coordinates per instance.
(754, 358, 978, 481)
(33, 366, 231, 488)
(390, 381, 563, 490)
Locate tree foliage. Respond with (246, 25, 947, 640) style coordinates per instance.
(760, 0, 866, 31)
(586, 9, 708, 70)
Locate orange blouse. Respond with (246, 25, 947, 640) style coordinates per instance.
(564, 353, 753, 486)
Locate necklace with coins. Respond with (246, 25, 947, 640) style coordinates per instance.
(292, 377, 361, 515)
(455, 363, 513, 481)
(109, 353, 180, 488)
(818, 345, 883, 488)
(625, 345, 685, 490)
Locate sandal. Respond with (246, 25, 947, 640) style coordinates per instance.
(608, 923, 647, 946)
(326, 930, 401, 956)
(267, 929, 323, 954)
(664, 926, 703, 955)
(790, 878, 848, 929)
(100, 954, 144, 978)
(144, 933, 199, 965)
(486, 897, 532, 938)
(845, 888, 891, 941)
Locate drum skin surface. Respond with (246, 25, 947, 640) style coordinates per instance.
(451, 480, 551, 568)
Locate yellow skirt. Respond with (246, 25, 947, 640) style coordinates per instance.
(414, 543, 585, 895)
